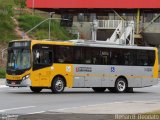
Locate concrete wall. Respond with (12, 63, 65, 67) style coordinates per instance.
(73, 22, 160, 45)
(73, 22, 92, 40)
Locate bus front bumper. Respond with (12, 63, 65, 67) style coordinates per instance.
(6, 78, 31, 87)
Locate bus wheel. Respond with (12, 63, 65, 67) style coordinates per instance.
(115, 78, 127, 93)
(51, 76, 65, 93)
(30, 87, 42, 93)
(92, 87, 106, 93)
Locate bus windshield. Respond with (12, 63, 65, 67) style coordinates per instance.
(7, 49, 31, 70)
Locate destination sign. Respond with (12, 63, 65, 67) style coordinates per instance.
(9, 41, 31, 47)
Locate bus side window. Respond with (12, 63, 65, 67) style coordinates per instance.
(34, 50, 40, 64)
(110, 50, 118, 65)
(74, 47, 82, 64)
(43, 51, 52, 64)
(55, 46, 73, 63)
(137, 50, 149, 66)
(148, 50, 155, 66)
(101, 49, 109, 65)
(34, 50, 52, 65)
(84, 47, 92, 64)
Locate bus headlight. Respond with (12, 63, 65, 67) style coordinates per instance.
(22, 74, 30, 80)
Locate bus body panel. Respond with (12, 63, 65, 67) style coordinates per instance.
(30, 64, 74, 87)
(153, 48, 159, 78)
(72, 65, 157, 88)
(6, 70, 32, 87)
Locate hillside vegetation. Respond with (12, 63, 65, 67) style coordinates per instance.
(0, 0, 19, 42)
(0, 0, 75, 42)
(17, 14, 75, 40)
(0, 0, 76, 77)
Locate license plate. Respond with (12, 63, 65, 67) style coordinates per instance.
(11, 81, 16, 85)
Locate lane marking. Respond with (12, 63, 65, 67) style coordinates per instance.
(28, 111, 46, 115)
(0, 106, 35, 112)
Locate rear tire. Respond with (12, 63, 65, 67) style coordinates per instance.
(92, 87, 106, 92)
(51, 76, 65, 93)
(30, 87, 42, 93)
(115, 78, 127, 93)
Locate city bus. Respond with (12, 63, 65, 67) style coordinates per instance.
(6, 39, 159, 93)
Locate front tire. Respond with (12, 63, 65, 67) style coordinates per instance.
(51, 76, 65, 93)
(92, 87, 106, 92)
(115, 78, 127, 93)
(30, 87, 42, 93)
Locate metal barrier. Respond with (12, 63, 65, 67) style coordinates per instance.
(98, 20, 122, 29)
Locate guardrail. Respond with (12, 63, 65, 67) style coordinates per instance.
(98, 20, 122, 29)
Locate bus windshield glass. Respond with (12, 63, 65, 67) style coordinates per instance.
(7, 49, 31, 70)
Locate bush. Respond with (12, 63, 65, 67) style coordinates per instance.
(0, 69, 6, 78)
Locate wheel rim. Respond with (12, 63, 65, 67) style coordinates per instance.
(117, 80, 126, 92)
(55, 79, 64, 92)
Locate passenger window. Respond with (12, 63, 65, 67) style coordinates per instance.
(55, 46, 73, 63)
(123, 50, 136, 66)
(74, 47, 82, 64)
(82, 47, 101, 64)
(100, 49, 110, 65)
(84, 48, 92, 64)
(137, 51, 148, 66)
(110, 49, 124, 65)
(148, 51, 155, 66)
(34, 50, 52, 65)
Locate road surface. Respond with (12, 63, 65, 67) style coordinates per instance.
(0, 81, 160, 115)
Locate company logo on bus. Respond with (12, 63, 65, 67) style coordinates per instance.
(76, 67, 92, 72)
(144, 68, 152, 72)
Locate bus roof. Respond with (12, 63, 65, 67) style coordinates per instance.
(10, 39, 156, 50)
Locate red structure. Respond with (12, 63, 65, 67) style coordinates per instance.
(27, 0, 160, 9)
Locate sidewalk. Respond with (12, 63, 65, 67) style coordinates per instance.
(52, 100, 160, 114)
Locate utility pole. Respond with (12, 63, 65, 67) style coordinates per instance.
(32, 0, 35, 15)
(49, 12, 55, 40)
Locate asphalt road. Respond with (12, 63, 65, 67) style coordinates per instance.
(0, 82, 160, 116)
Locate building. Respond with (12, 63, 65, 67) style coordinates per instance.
(26, 0, 160, 46)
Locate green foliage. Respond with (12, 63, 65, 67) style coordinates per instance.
(0, 1, 18, 42)
(14, 0, 26, 8)
(0, 69, 6, 78)
(21, 0, 26, 8)
(0, 13, 18, 42)
(18, 14, 76, 40)
(14, 0, 19, 5)
(0, 0, 75, 42)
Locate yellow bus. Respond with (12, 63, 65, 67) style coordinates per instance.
(6, 40, 159, 93)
